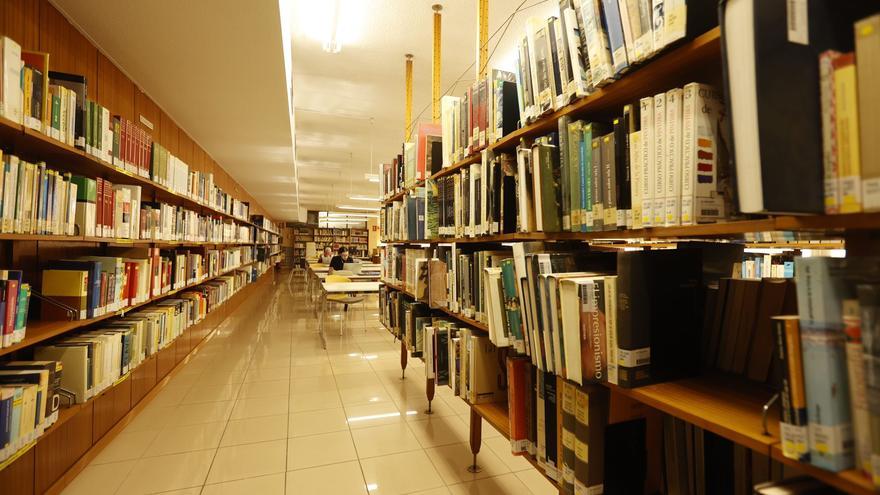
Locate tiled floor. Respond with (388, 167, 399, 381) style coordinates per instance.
(61, 270, 558, 495)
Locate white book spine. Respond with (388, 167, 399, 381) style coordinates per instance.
(651, 0, 666, 53)
(639, 97, 654, 227)
(664, 87, 682, 226)
(819, 52, 840, 214)
(605, 277, 618, 385)
(652, 93, 666, 226)
(617, 0, 637, 64)
(681, 84, 697, 225)
(580, 0, 614, 86)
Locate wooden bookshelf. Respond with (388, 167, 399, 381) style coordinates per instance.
(0, 234, 255, 248)
(0, 269, 275, 493)
(471, 401, 510, 438)
(0, 260, 257, 358)
(0, 118, 260, 229)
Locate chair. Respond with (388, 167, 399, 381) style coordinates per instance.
(324, 274, 367, 335)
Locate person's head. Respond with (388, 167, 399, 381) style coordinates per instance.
(338, 247, 349, 260)
(323, 247, 332, 256)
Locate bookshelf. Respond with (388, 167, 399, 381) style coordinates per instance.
(0, 2, 285, 493)
(376, 9, 880, 492)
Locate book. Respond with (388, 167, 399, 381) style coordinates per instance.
(664, 87, 683, 226)
(40, 269, 89, 320)
(857, 15, 880, 211)
(856, 283, 880, 487)
(819, 50, 843, 214)
(721, 0, 876, 214)
(832, 53, 862, 213)
(794, 256, 854, 471)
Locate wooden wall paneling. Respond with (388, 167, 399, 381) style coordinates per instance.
(95, 52, 116, 111)
(38, 0, 71, 71)
(91, 388, 116, 442)
(0, 0, 39, 51)
(0, 448, 35, 495)
(177, 130, 193, 165)
(68, 28, 97, 95)
(133, 88, 160, 141)
(159, 110, 179, 156)
(130, 354, 157, 406)
(111, 376, 132, 425)
(113, 64, 134, 122)
(156, 344, 175, 378)
(34, 402, 93, 495)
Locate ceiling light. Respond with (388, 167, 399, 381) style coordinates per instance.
(323, 0, 342, 53)
(364, 173, 380, 183)
(337, 205, 380, 211)
(348, 194, 381, 201)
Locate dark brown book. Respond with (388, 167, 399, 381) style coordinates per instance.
(745, 279, 790, 381)
(730, 279, 762, 374)
(704, 278, 731, 368)
(716, 279, 745, 371)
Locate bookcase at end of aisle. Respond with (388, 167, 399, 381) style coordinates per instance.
(377, 17, 880, 495)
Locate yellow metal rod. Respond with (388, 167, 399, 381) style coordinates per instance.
(405, 53, 413, 141)
(477, 0, 488, 78)
(432, 4, 442, 123)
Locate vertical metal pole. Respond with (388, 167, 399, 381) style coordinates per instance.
(432, 4, 443, 124)
(477, 0, 489, 78)
(405, 54, 414, 141)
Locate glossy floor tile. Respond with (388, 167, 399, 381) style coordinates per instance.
(61, 270, 556, 495)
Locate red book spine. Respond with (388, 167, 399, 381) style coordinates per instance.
(4, 280, 18, 336)
(106, 183, 114, 238)
(97, 177, 106, 237)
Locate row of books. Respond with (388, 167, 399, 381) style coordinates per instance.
(249, 215, 279, 235)
(381, 80, 732, 242)
(0, 35, 253, 223)
(0, 268, 253, 464)
(390, 244, 880, 483)
(0, 271, 31, 349)
(775, 256, 880, 481)
(0, 152, 255, 243)
(384, 5, 880, 225)
(40, 246, 252, 322)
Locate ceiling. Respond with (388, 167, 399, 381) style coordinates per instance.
(52, 0, 557, 221)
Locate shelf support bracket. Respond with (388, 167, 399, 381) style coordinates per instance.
(761, 392, 779, 436)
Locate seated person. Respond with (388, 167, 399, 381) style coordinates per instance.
(318, 247, 333, 264)
(329, 247, 351, 272)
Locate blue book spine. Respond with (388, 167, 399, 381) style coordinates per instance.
(784, 261, 795, 278)
(600, 0, 629, 74)
(794, 257, 855, 472)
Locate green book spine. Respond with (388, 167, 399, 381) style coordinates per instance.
(51, 95, 61, 131)
(500, 258, 524, 353)
(559, 115, 571, 231)
(538, 138, 562, 232)
(568, 121, 583, 233)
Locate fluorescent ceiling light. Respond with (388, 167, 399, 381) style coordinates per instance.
(348, 194, 381, 201)
(337, 205, 380, 211)
(323, 0, 341, 53)
(364, 173, 380, 183)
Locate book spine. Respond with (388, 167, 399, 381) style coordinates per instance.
(820, 51, 841, 214)
(652, 92, 665, 226)
(842, 299, 872, 475)
(794, 257, 854, 471)
(775, 316, 810, 462)
(560, 379, 576, 495)
(664, 87, 682, 226)
(833, 55, 862, 213)
(856, 16, 880, 211)
(630, 130, 643, 229)
(855, 283, 880, 488)
(600, 0, 628, 74)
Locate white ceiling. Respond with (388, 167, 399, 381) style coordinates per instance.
(52, 0, 557, 221)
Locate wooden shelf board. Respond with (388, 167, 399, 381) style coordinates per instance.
(382, 179, 426, 205)
(471, 400, 510, 438)
(0, 261, 257, 357)
(382, 211, 880, 245)
(0, 234, 255, 247)
(607, 374, 779, 453)
(770, 445, 875, 495)
(429, 154, 482, 181)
